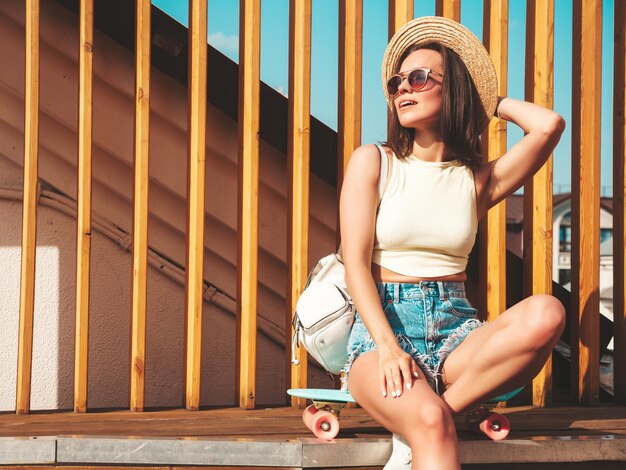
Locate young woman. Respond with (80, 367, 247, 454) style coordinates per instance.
(339, 17, 566, 470)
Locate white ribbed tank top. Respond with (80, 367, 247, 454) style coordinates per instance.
(372, 152, 478, 277)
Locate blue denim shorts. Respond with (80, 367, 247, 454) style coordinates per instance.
(342, 281, 484, 395)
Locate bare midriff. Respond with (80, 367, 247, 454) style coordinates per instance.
(371, 262, 467, 283)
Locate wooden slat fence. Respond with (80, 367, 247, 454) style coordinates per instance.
(389, 0, 413, 37)
(436, 0, 460, 20)
(237, 0, 261, 410)
(129, 0, 151, 412)
(184, 0, 208, 412)
(337, 0, 362, 205)
(286, 0, 312, 407)
(524, 0, 555, 407)
(12, 0, 624, 414)
(571, 0, 602, 406)
(74, 0, 94, 414)
(481, 0, 508, 326)
(16, 0, 40, 416)
(615, 0, 626, 405)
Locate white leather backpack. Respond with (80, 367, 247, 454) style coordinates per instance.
(291, 145, 389, 375)
(291, 252, 354, 374)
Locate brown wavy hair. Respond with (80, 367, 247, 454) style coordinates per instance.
(385, 42, 485, 169)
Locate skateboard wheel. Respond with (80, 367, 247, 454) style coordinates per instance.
(311, 410, 339, 440)
(303, 405, 318, 431)
(466, 408, 511, 441)
(479, 413, 510, 441)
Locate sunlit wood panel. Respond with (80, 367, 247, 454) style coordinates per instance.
(388, 0, 414, 37)
(435, 0, 460, 21)
(237, 0, 261, 410)
(185, 0, 208, 411)
(523, 0, 555, 407)
(614, 0, 626, 406)
(74, 0, 94, 414)
(387, 1, 414, 134)
(287, 0, 312, 406)
(16, 0, 40, 416)
(130, 0, 151, 412)
(337, 0, 362, 229)
(481, 0, 508, 323)
(571, 0, 601, 406)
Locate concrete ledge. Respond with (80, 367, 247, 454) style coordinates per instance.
(301, 438, 391, 468)
(459, 435, 626, 464)
(0, 437, 56, 465)
(0, 434, 624, 467)
(56, 436, 302, 467)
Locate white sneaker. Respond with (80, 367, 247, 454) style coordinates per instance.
(383, 433, 412, 469)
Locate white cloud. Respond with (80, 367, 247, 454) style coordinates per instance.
(208, 31, 239, 56)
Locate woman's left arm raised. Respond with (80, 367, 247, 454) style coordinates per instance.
(478, 97, 566, 211)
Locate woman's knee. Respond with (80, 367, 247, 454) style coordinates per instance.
(522, 294, 566, 345)
(403, 402, 456, 441)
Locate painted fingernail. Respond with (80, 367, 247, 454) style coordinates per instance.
(396, 389, 401, 396)
(413, 371, 419, 377)
(391, 391, 396, 398)
(382, 390, 387, 397)
(406, 383, 411, 390)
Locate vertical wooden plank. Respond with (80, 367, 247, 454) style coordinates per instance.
(522, 0, 535, 303)
(237, 0, 261, 410)
(435, 0, 461, 21)
(129, 0, 151, 412)
(388, 0, 414, 39)
(287, 0, 312, 406)
(614, 0, 626, 405)
(571, 0, 601, 406)
(74, 0, 94, 414)
(387, 0, 413, 134)
(16, 0, 40, 416)
(520, 2, 536, 405)
(481, 0, 508, 323)
(524, 0, 555, 407)
(185, 0, 207, 411)
(569, 0, 581, 406)
(337, 0, 362, 213)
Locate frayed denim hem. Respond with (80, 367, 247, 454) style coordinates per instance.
(340, 332, 438, 392)
(434, 318, 485, 394)
(437, 318, 484, 363)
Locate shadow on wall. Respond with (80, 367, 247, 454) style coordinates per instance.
(0, 200, 75, 411)
(0, 199, 254, 411)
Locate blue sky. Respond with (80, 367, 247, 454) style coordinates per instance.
(152, 0, 616, 195)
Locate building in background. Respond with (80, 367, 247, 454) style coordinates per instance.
(506, 193, 614, 351)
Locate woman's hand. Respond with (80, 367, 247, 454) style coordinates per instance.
(378, 344, 421, 397)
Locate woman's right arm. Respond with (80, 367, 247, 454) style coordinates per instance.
(339, 144, 419, 398)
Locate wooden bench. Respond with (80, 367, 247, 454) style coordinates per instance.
(1, 405, 625, 468)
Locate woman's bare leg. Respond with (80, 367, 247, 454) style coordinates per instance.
(348, 350, 460, 470)
(440, 294, 566, 413)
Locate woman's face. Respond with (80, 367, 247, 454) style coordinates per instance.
(393, 49, 444, 130)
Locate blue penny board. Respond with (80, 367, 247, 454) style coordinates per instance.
(287, 388, 356, 403)
(288, 387, 522, 404)
(489, 387, 524, 403)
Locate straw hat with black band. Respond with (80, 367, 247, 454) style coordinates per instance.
(382, 16, 499, 131)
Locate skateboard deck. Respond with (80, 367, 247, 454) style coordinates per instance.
(287, 388, 355, 440)
(288, 388, 355, 403)
(289, 386, 523, 441)
(490, 387, 523, 403)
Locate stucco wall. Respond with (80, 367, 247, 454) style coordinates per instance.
(0, 156, 320, 410)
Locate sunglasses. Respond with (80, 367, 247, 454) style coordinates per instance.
(386, 67, 444, 97)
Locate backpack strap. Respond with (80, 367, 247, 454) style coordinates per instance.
(376, 144, 389, 204)
(337, 145, 388, 259)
